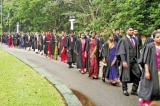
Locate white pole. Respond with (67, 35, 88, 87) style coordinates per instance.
(69, 19, 75, 30)
(17, 25, 19, 33)
(70, 20, 73, 30)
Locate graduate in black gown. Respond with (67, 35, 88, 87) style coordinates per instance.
(96, 32, 104, 50)
(143, 30, 157, 48)
(64, 30, 77, 68)
(116, 26, 141, 96)
(2, 33, 5, 43)
(44, 31, 51, 58)
(5, 33, 8, 45)
(133, 28, 142, 53)
(114, 28, 122, 43)
(74, 33, 87, 74)
(85, 31, 101, 79)
(13, 34, 18, 47)
(85, 30, 91, 39)
(16, 33, 20, 48)
(138, 31, 160, 105)
(24, 32, 31, 50)
(58, 31, 67, 62)
(31, 32, 35, 51)
(101, 33, 119, 85)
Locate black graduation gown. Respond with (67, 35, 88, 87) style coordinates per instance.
(114, 34, 122, 43)
(13, 35, 18, 46)
(51, 35, 59, 55)
(17, 34, 20, 46)
(74, 39, 87, 69)
(85, 38, 101, 72)
(137, 35, 142, 50)
(64, 36, 77, 63)
(34, 35, 39, 50)
(139, 43, 160, 100)
(143, 37, 154, 48)
(116, 37, 141, 82)
(85, 35, 91, 39)
(24, 35, 31, 47)
(5, 34, 7, 43)
(101, 42, 119, 78)
(31, 34, 35, 50)
(38, 34, 44, 51)
(2, 34, 5, 43)
(96, 37, 104, 50)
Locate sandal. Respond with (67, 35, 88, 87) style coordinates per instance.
(102, 78, 105, 82)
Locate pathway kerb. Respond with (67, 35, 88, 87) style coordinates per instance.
(2, 48, 83, 106)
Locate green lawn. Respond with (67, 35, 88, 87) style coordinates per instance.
(0, 50, 66, 106)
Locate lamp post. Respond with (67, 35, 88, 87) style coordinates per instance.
(16, 22, 19, 33)
(69, 14, 75, 30)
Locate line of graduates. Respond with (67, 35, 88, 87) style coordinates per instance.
(3, 27, 160, 106)
(67, 27, 160, 106)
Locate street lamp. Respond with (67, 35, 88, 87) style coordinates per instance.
(69, 14, 75, 30)
(16, 22, 19, 33)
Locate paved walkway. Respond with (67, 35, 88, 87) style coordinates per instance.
(2, 44, 138, 106)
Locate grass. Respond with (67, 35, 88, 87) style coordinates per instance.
(0, 50, 66, 106)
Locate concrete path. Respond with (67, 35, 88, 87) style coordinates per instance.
(2, 44, 138, 106)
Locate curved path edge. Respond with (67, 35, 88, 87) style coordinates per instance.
(3, 49, 83, 106)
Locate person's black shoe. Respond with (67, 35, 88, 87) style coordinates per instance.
(123, 90, 129, 96)
(131, 91, 138, 96)
(69, 66, 74, 68)
(102, 78, 105, 82)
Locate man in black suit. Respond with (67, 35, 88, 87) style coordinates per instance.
(133, 28, 142, 53)
(114, 28, 122, 43)
(64, 30, 77, 68)
(85, 30, 91, 39)
(96, 32, 104, 49)
(116, 26, 141, 96)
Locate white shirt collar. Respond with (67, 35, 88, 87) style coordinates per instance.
(133, 35, 136, 37)
(126, 35, 133, 39)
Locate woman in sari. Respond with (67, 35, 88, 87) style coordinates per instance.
(86, 31, 100, 79)
(7, 33, 12, 47)
(101, 34, 119, 85)
(44, 31, 51, 58)
(59, 31, 67, 62)
(74, 33, 87, 74)
(51, 30, 59, 60)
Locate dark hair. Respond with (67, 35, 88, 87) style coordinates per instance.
(86, 30, 90, 32)
(70, 30, 74, 34)
(91, 31, 96, 34)
(109, 33, 114, 37)
(115, 28, 120, 31)
(126, 26, 134, 31)
(134, 28, 138, 30)
(81, 32, 85, 35)
(153, 31, 160, 38)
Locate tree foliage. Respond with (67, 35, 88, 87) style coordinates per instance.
(1, 0, 160, 36)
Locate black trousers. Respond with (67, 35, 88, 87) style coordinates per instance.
(122, 62, 141, 92)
